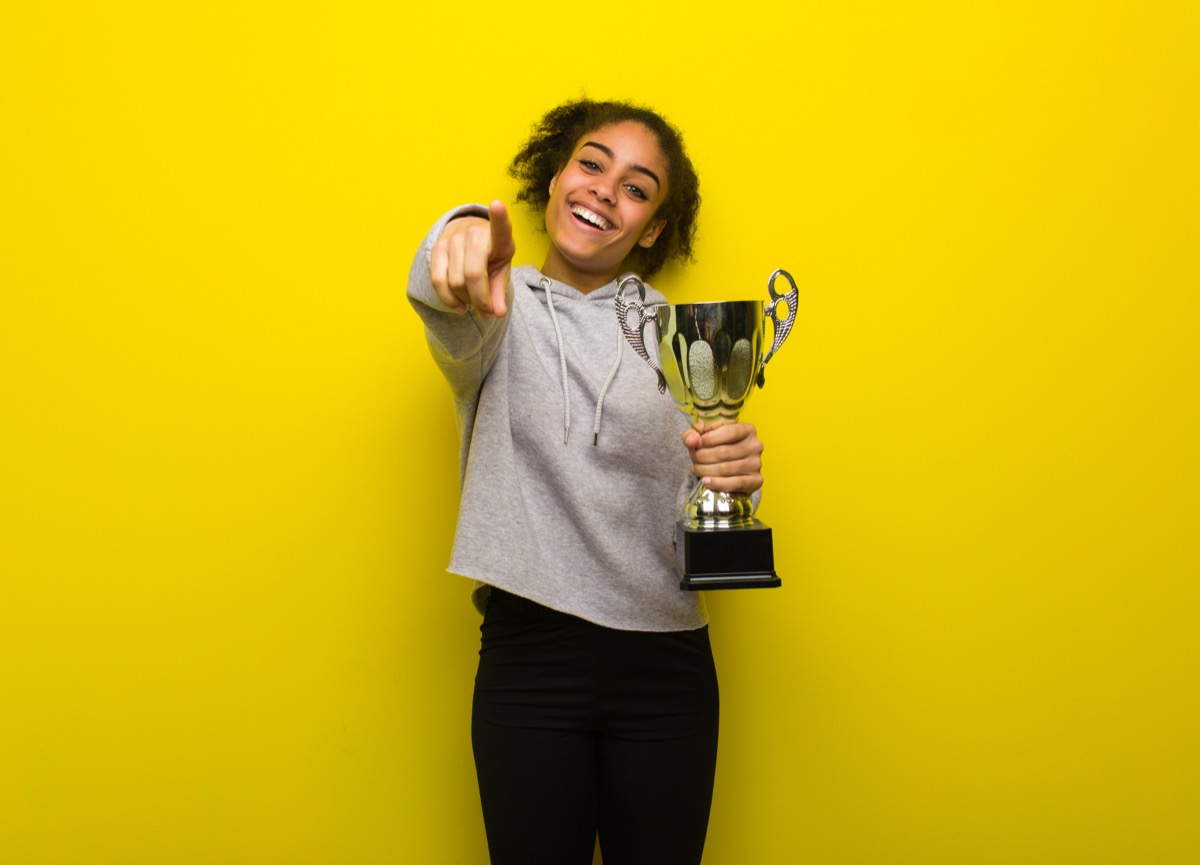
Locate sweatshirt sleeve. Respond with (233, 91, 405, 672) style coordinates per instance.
(406, 205, 514, 407)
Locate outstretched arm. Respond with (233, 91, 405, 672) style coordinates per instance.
(407, 202, 515, 408)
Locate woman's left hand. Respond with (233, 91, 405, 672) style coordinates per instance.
(682, 421, 764, 495)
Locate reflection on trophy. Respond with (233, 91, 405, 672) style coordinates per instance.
(616, 270, 799, 590)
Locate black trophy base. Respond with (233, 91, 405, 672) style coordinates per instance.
(674, 518, 782, 591)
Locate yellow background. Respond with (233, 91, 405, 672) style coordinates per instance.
(2, 2, 1196, 863)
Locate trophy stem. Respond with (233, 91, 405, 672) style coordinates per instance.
(682, 479, 757, 528)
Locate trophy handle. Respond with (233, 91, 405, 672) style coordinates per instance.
(615, 275, 667, 394)
(758, 268, 799, 387)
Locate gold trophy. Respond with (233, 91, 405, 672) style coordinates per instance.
(616, 270, 798, 589)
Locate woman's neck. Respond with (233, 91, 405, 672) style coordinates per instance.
(540, 248, 622, 294)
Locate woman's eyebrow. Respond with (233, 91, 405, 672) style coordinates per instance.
(580, 142, 662, 190)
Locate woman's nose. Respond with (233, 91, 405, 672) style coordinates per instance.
(590, 180, 617, 205)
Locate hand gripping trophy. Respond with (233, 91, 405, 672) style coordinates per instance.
(616, 270, 799, 590)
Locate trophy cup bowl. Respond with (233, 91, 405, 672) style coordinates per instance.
(616, 270, 798, 590)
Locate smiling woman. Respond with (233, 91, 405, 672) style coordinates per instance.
(510, 99, 701, 284)
(541, 123, 669, 289)
(406, 99, 764, 865)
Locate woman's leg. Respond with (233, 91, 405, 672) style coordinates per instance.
(594, 626, 720, 865)
(472, 722, 598, 865)
(471, 590, 599, 865)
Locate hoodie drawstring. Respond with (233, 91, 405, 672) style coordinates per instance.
(541, 278, 571, 444)
(593, 326, 623, 446)
(540, 276, 627, 447)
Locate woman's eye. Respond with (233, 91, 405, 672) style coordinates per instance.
(580, 159, 601, 172)
(625, 184, 647, 201)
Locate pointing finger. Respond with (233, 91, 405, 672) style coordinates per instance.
(489, 200, 515, 260)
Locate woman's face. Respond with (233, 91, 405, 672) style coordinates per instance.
(541, 121, 669, 291)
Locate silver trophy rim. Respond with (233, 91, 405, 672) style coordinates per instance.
(654, 299, 765, 310)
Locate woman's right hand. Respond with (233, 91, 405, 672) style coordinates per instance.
(430, 200, 516, 319)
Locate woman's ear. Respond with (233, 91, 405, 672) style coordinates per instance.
(638, 219, 667, 248)
(549, 170, 560, 196)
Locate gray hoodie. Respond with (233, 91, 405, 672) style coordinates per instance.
(408, 206, 706, 631)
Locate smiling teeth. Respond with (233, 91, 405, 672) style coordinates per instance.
(571, 205, 611, 230)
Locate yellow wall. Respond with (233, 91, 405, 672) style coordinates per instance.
(2, 2, 1196, 863)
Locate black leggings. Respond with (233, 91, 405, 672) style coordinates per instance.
(472, 589, 720, 865)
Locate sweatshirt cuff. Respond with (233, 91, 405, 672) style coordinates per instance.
(444, 203, 489, 227)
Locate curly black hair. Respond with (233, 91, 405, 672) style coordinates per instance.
(508, 99, 700, 279)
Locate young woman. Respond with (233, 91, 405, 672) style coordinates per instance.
(407, 100, 765, 865)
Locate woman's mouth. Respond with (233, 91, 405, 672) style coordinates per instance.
(570, 204, 613, 231)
